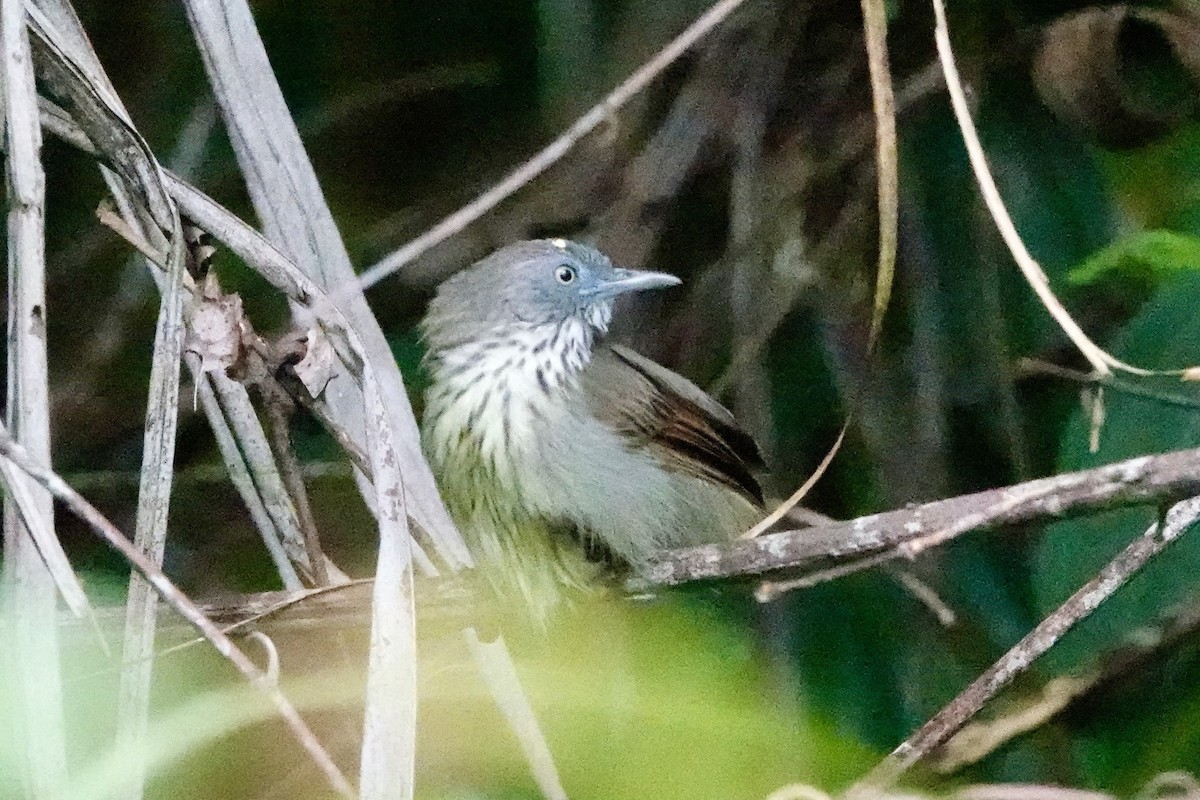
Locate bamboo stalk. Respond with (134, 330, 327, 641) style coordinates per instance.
(1, 0, 70, 792)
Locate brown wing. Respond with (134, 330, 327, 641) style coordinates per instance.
(582, 344, 765, 505)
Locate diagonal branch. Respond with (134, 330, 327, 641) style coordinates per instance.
(846, 494, 1200, 794)
(929, 0, 1151, 379)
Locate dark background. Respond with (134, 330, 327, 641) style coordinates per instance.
(11, 0, 1200, 796)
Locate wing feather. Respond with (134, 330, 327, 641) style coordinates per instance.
(582, 344, 764, 505)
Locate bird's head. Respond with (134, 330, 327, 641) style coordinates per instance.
(422, 239, 681, 352)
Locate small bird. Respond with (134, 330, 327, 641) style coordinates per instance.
(421, 239, 763, 617)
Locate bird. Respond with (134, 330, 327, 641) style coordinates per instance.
(420, 239, 764, 619)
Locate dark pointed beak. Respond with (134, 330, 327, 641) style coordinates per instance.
(584, 268, 682, 300)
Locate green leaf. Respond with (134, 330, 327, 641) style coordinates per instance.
(1068, 230, 1200, 287)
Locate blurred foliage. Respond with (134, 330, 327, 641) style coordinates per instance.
(10, 0, 1200, 796)
(3, 595, 871, 799)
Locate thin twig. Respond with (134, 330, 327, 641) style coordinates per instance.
(754, 549, 894, 602)
(930, 0, 1150, 379)
(1019, 358, 1200, 411)
(740, 425, 848, 538)
(156, 580, 377, 660)
(0, 422, 356, 798)
(61, 580, 380, 684)
(358, 0, 753, 289)
(932, 674, 1093, 773)
(889, 569, 959, 627)
(245, 630, 281, 684)
(210, 371, 321, 583)
(858, 0, 898, 351)
(846, 494, 1200, 793)
(190, 365, 303, 589)
(61, 462, 351, 492)
(249, 340, 331, 586)
(261, 396, 329, 585)
(292, 391, 374, 478)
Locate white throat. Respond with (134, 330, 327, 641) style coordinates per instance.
(424, 308, 611, 473)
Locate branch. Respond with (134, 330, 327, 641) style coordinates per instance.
(639, 446, 1200, 588)
(1, 0, 71, 791)
(934, 591, 1200, 772)
(846, 494, 1200, 793)
(89, 447, 1200, 632)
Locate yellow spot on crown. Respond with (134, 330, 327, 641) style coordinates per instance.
(550, 238, 568, 249)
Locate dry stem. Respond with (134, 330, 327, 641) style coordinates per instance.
(0, 422, 356, 798)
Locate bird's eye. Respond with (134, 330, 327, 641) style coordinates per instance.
(554, 264, 577, 284)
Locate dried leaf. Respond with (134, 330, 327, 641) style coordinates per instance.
(292, 326, 336, 398)
(185, 273, 244, 375)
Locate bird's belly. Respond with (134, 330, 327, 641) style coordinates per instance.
(423, 383, 608, 613)
(425, 365, 755, 569)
